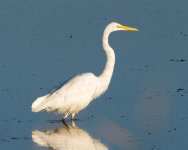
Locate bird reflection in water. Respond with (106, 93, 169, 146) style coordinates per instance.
(32, 120, 108, 150)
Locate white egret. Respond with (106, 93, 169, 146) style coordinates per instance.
(31, 22, 139, 120)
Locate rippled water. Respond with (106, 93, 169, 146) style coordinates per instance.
(0, 0, 188, 150)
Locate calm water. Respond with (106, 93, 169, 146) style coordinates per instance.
(0, 0, 188, 150)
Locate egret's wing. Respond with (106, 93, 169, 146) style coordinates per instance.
(48, 76, 74, 95)
(45, 72, 97, 103)
(46, 73, 97, 106)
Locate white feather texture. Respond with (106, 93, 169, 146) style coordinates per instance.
(32, 123, 108, 150)
(31, 22, 138, 119)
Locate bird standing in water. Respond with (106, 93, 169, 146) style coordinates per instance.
(31, 22, 139, 120)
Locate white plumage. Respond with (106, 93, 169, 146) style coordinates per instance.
(31, 22, 138, 120)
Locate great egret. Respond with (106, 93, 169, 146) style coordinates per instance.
(31, 22, 139, 120)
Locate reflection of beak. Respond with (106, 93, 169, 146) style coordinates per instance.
(117, 25, 139, 31)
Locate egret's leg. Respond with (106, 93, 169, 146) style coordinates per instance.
(72, 113, 75, 120)
(62, 113, 69, 121)
(71, 120, 76, 128)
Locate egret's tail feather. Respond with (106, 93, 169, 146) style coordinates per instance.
(32, 95, 49, 112)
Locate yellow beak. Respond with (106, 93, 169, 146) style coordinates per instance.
(117, 25, 139, 31)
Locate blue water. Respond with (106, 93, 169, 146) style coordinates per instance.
(0, 0, 187, 149)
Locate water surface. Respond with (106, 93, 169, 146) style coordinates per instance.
(0, 0, 187, 150)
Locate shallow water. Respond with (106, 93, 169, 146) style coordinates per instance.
(0, 0, 188, 150)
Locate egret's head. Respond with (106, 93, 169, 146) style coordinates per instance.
(106, 22, 139, 33)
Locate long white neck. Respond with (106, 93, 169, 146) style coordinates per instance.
(97, 27, 115, 92)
